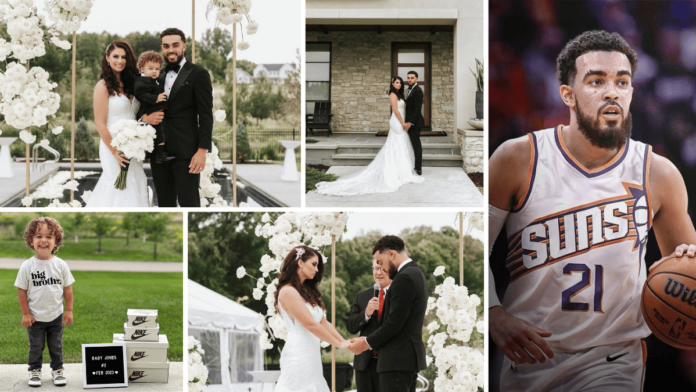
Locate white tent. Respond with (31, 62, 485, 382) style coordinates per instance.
(188, 279, 265, 392)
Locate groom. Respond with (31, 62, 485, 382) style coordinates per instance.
(404, 71, 424, 175)
(142, 27, 213, 207)
(348, 235, 428, 392)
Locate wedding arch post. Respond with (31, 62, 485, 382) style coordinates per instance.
(192, 0, 196, 63)
(232, 22, 238, 207)
(331, 234, 336, 392)
(24, 61, 30, 205)
(70, 31, 76, 202)
(459, 212, 464, 285)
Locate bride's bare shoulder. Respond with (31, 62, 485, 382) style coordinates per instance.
(278, 285, 299, 297)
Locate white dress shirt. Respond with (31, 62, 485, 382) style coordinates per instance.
(164, 57, 186, 97)
(365, 284, 390, 322)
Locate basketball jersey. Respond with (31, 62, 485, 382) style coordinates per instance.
(503, 126, 653, 352)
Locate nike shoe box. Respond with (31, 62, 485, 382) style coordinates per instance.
(126, 309, 158, 328)
(123, 323, 159, 342)
(125, 360, 169, 383)
(112, 333, 168, 363)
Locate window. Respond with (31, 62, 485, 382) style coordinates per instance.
(392, 43, 431, 129)
(306, 43, 331, 114)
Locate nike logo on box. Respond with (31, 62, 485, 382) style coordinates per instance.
(131, 352, 148, 361)
(606, 352, 628, 362)
(131, 331, 150, 340)
(129, 371, 147, 381)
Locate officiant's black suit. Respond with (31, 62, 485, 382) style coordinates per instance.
(366, 261, 428, 392)
(347, 287, 382, 392)
(150, 59, 213, 207)
(404, 84, 424, 172)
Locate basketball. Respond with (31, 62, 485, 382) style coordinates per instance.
(641, 255, 696, 349)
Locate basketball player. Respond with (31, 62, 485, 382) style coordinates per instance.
(489, 30, 696, 391)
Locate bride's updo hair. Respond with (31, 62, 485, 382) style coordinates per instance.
(100, 40, 137, 99)
(274, 245, 325, 311)
(388, 76, 405, 101)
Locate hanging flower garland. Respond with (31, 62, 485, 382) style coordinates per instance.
(207, 0, 258, 50)
(236, 212, 349, 350)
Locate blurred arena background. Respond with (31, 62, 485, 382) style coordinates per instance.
(489, 1, 696, 390)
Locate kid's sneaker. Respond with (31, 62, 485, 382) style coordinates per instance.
(52, 368, 67, 386)
(28, 369, 41, 387)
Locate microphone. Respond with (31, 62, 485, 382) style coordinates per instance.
(372, 283, 381, 318)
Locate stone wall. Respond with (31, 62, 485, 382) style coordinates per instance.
(307, 31, 454, 133)
(458, 129, 483, 173)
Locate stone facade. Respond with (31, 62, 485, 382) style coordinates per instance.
(458, 129, 483, 173)
(307, 30, 454, 133)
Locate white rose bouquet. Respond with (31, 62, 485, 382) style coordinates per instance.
(0, 62, 60, 130)
(109, 119, 156, 190)
(188, 336, 210, 392)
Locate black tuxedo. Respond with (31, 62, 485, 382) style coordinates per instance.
(366, 261, 428, 392)
(404, 84, 424, 171)
(150, 58, 213, 207)
(134, 75, 167, 143)
(347, 287, 382, 392)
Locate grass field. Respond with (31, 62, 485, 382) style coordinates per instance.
(0, 270, 183, 363)
(0, 237, 183, 262)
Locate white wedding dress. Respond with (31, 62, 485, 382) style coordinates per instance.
(86, 94, 149, 207)
(315, 98, 424, 196)
(275, 303, 330, 392)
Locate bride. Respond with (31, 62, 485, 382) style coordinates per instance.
(315, 76, 424, 196)
(87, 40, 151, 207)
(274, 246, 350, 392)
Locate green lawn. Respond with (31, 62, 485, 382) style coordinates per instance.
(1, 270, 183, 363)
(0, 237, 183, 262)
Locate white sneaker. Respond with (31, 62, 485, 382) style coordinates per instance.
(52, 368, 67, 386)
(28, 369, 41, 387)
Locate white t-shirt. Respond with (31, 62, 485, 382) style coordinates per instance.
(14, 256, 75, 322)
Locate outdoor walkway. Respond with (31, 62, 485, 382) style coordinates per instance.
(0, 162, 59, 206)
(306, 166, 483, 207)
(226, 163, 301, 207)
(2, 362, 183, 391)
(0, 258, 183, 272)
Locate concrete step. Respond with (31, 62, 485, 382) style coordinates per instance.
(335, 143, 461, 155)
(331, 153, 462, 167)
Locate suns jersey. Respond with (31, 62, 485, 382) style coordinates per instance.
(503, 126, 653, 352)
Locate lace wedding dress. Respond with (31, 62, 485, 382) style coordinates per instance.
(86, 94, 149, 207)
(315, 98, 424, 196)
(275, 303, 330, 392)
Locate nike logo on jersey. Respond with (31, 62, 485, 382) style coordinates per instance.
(506, 182, 650, 281)
(606, 352, 628, 362)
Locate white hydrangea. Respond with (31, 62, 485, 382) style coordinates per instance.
(188, 336, 209, 391)
(51, 125, 63, 135)
(468, 212, 484, 232)
(434, 265, 445, 276)
(45, 0, 94, 33)
(214, 109, 226, 122)
(200, 142, 226, 205)
(0, 63, 60, 130)
(238, 41, 250, 51)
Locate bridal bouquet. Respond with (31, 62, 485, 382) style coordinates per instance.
(0, 62, 60, 129)
(109, 119, 156, 190)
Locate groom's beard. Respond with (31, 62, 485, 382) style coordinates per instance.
(165, 51, 184, 65)
(387, 262, 398, 280)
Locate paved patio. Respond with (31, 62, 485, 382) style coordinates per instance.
(227, 163, 301, 207)
(0, 162, 59, 206)
(306, 166, 483, 207)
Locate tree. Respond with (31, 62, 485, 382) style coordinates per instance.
(66, 212, 86, 244)
(199, 28, 234, 82)
(74, 118, 98, 161)
(223, 73, 252, 123)
(121, 212, 147, 246)
(237, 59, 256, 76)
(248, 77, 283, 125)
(92, 215, 115, 254)
(143, 214, 172, 260)
(279, 50, 301, 126)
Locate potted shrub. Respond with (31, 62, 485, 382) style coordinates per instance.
(470, 58, 484, 119)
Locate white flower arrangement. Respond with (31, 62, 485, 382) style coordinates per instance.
(208, 0, 257, 49)
(214, 109, 226, 122)
(109, 119, 156, 190)
(45, 0, 94, 33)
(24, 170, 96, 207)
(238, 212, 349, 350)
(426, 272, 485, 391)
(188, 336, 210, 392)
(468, 212, 484, 232)
(0, 62, 60, 130)
(199, 142, 226, 205)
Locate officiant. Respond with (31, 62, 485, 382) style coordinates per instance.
(346, 259, 392, 392)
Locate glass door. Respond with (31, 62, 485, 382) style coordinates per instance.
(392, 43, 431, 130)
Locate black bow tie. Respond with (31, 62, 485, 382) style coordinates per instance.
(165, 63, 181, 73)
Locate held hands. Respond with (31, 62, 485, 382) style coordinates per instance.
(649, 244, 696, 272)
(402, 123, 411, 131)
(63, 311, 73, 326)
(489, 306, 554, 365)
(157, 93, 167, 103)
(346, 337, 371, 355)
(21, 314, 35, 327)
(338, 340, 351, 350)
(189, 148, 207, 174)
(365, 298, 380, 317)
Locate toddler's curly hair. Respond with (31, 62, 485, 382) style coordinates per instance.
(137, 51, 164, 71)
(24, 217, 64, 255)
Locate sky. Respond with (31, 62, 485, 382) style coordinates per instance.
(35, 0, 301, 64)
(299, 212, 485, 243)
